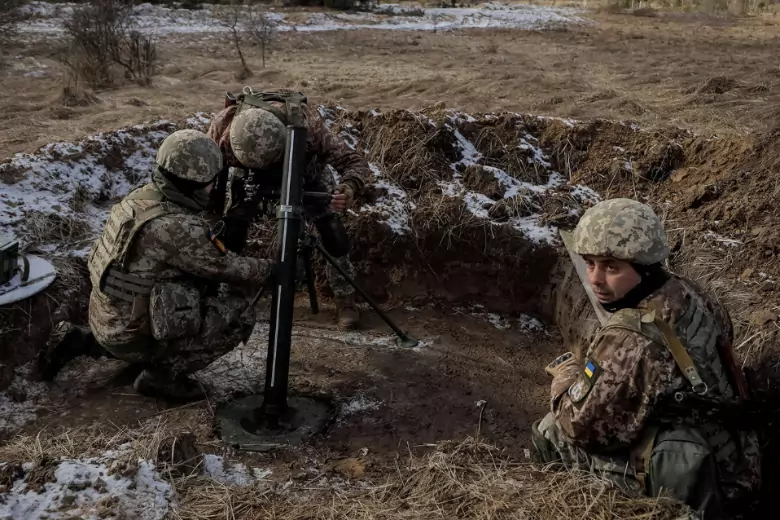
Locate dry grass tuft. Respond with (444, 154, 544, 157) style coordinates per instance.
(172, 437, 689, 519)
(21, 211, 93, 254)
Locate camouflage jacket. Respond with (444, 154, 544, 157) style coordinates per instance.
(89, 182, 273, 348)
(551, 274, 761, 499)
(207, 102, 371, 217)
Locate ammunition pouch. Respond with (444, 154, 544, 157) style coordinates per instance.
(314, 213, 350, 258)
(149, 282, 202, 341)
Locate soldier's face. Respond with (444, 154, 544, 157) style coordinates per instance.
(583, 255, 642, 303)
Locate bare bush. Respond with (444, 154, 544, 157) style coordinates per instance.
(245, 4, 277, 69)
(60, 0, 158, 88)
(216, 0, 252, 77)
(0, 0, 28, 47)
(216, 0, 279, 74)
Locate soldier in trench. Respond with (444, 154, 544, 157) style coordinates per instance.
(205, 88, 372, 330)
(532, 198, 761, 518)
(40, 129, 279, 400)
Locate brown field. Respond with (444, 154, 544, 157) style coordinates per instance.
(3, 8, 780, 157)
(3, 4, 780, 519)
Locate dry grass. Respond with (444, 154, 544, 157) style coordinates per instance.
(172, 437, 688, 519)
(20, 211, 94, 254)
(3, 11, 780, 155)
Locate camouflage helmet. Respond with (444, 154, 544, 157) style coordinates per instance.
(229, 108, 287, 169)
(573, 198, 669, 265)
(156, 129, 223, 183)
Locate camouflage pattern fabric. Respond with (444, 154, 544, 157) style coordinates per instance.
(157, 129, 223, 183)
(540, 274, 761, 504)
(149, 282, 202, 341)
(154, 293, 255, 377)
(573, 198, 670, 265)
(327, 254, 356, 298)
(207, 100, 371, 207)
(89, 181, 273, 354)
(229, 108, 288, 170)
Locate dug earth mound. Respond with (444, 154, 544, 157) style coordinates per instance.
(0, 104, 777, 518)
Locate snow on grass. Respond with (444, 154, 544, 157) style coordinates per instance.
(202, 454, 272, 486)
(0, 117, 213, 256)
(440, 113, 585, 246)
(0, 448, 173, 520)
(20, 1, 587, 36)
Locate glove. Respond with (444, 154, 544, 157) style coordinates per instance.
(545, 352, 577, 378)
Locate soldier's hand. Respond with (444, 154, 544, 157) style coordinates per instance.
(331, 184, 354, 213)
(545, 352, 577, 377)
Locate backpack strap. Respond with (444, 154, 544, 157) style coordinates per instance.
(640, 302, 708, 396)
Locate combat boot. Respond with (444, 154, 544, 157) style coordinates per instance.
(334, 293, 359, 330)
(133, 369, 205, 402)
(38, 321, 108, 381)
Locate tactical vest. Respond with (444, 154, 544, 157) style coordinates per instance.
(88, 183, 174, 303)
(598, 281, 746, 495)
(232, 87, 308, 128)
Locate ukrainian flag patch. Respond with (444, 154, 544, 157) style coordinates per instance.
(568, 357, 601, 406)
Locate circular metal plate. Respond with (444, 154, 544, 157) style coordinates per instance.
(215, 395, 333, 452)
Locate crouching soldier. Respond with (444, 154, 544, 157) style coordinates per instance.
(42, 129, 275, 400)
(532, 199, 761, 518)
(206, 87, 371, 329)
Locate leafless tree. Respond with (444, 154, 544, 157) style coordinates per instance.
(216, 0, 252, 78)
(245, 3, 277, 69)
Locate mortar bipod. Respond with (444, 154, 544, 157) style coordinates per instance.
(297, 226, 419, 349)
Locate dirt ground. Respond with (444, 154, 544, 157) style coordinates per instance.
(25, 299, 558, 477)
(4, 9, 780, 157)
(4, 4, 780, 518)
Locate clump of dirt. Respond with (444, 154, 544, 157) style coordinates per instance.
(0, 257, 90, 391)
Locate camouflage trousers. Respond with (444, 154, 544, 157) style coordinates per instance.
(154, 294, 255, 377)
(104, 294, 255, 378)
(324, 254, 356, 298)
(531, 412, 643, 494)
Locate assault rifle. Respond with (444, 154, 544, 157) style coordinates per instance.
(248, 100, 418, 429)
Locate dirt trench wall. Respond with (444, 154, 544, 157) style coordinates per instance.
(4, 104, 777, 391)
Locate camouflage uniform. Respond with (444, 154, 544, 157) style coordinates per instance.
(206, 91, 370, 302)
(87, 130, 274, 397)
(533, 199, 760, 515)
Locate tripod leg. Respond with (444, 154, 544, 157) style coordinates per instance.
(314, 241, 418, 348)
(301, 247, 319, 314)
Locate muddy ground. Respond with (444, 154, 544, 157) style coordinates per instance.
(3, 2, 780, 518)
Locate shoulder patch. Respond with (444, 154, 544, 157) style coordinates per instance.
(207, 222, 228, 256)
(568, 357, 602, 405)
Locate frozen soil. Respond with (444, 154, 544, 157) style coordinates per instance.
(3, 100, 780, 516)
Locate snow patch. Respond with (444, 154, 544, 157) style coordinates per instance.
(0, 449, 173, 520)
(20, 2, 587, 36)
(202, 454, 272, 486)
(0, 364, 50, 436)
(0, 117, 213, 255)
(339, 395, 382, 420)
